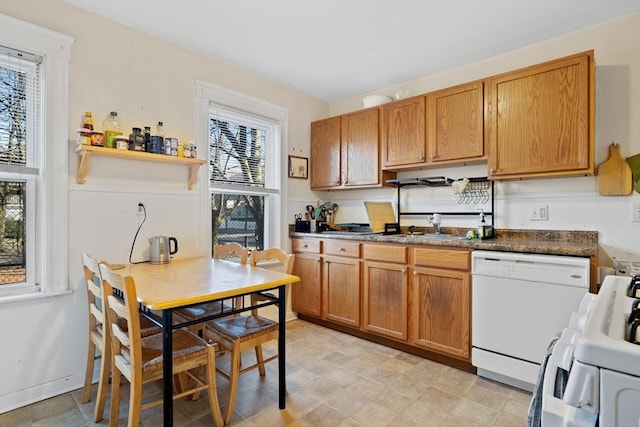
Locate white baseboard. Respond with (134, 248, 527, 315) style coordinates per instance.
(0, 373, 84, 414)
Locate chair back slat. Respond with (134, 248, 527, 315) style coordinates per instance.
(250, 248, 295, 274)
(214, 242, 248, 264)
(100, 263, 142, 372)
(82, 253, 106, 330)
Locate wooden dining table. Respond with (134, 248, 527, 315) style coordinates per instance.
(121, 257, 300, 426)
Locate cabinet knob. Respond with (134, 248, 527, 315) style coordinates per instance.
(339, 248, 345, 252)
(303, 244, 308, 248)
(431, 155, 437, 160)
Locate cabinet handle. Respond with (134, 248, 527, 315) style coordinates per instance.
(339, 248, 345, 252)
(303, 244, 308, 248)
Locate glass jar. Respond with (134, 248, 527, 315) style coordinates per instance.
(128, 127, 145, 151)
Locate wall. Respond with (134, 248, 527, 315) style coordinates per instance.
(323, 12, 640, 265)
(0, 0, 325, 413)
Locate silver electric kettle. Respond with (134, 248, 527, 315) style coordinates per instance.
(148, 236, 178, 264)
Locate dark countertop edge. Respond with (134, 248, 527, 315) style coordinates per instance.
(289, 230, 598, 258)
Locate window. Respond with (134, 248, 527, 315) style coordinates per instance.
(209, 106, 277, 251)
(196, 81, 288, 255)
(0, 14, 72, 298)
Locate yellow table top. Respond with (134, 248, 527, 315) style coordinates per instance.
(121, 257, 300, 310)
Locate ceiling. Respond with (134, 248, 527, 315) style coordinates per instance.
(65, 0, 640, 102)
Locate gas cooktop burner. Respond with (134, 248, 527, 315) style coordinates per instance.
(627, 274, 640, 344)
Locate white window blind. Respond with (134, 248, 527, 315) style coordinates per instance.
(0, 45, 40, 170)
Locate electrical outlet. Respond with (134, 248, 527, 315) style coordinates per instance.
(632, 203, 640, 222)
(530, 205, 549, 221)
(137, 203, 144, 216)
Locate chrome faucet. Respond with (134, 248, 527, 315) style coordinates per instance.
(429, 213, 442, 234)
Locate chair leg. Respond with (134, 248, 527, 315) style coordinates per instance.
(254, 344, 266, 376)
(128, 372, 143, 427)
(108, 367, 122, 427)
(81, 339, 96, 404)
(206, 349, 224, 427)
(225, 342, 242, 424)
(93, 347, 110, 422)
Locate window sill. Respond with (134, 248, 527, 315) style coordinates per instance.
(0, 289, 73, 304)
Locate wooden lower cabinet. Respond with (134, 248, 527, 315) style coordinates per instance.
(411, 266, 470, 359)
(411, 247, 471, 359)
(291, 239, 322, 317)
(362, 244, 408, 341)
(323, 255, 360, 327)
(292, 238, 473, 368)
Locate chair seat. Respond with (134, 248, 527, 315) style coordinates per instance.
(175, 301, 233, 322)
(120, 329, 211, 374)
(206, 314, 278, 342)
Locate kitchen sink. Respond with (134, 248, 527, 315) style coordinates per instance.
(403, 233, 465, 240)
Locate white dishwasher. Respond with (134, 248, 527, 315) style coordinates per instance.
(471, 250, 590, 391)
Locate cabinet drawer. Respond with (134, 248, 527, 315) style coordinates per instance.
(324, 240, 360, 258)
(413, 247, 470, 271)
(363, 244, 407, 263)
(292, 238, 321, 254)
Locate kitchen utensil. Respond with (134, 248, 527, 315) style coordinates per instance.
(313, 207, 323, 219)
(364, 201, 397, 233)
(149, 236, 178, 264)
(598, 142, 632, 196)
(294, 213, 302, 221)
(306, 205, 315, 217)
(626, 153, 640, 193)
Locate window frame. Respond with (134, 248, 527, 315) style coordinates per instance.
(195, 80, 289, 256)
(0, 13, 73, 300)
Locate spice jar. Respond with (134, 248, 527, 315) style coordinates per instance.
(128, 127, 145, 151)
(115, 136, 129, 150)
(90, 131, 104, 147)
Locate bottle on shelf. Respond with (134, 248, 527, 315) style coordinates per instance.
(151, 121, 165, 155)
(144, 126, 151, 152)
(128, 127, 145, 151)
(155, 121, 169, 155)
(82, 111, 94, 131)
(102, 111, 122, 149)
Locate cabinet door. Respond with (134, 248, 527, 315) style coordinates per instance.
(291, 252, 322, 317)
(487, 51, 594, 179)
(426, 81, 484, 162)
(310, 116, 341, 189)
(341, 108, 380, 187)
(412, 266, 470, 359)
(363, 260, 408, 341)
(323, 255, 361, 327)
(381, 96, 426, 168)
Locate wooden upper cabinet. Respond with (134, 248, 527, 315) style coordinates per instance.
(310, 116, 341, 188)
(382, 95, 426, 169)
(342, 108, 381, 187)
(426, 81, 484, 163)
(311, 108, 395, 190)
(486, 51, 595, 179)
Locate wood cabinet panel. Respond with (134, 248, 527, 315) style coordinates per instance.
(363, 260, 408, 341)
(323, 255, 361, 327)
(487, 51, 594, 179)
(426, 81, 484, 162)
(412, 266, 470, 359)
(291, 250, 322, 317)
(310, 116, 341, 188)
(292, 238, 321, 254)
(341, 108, 382, 187)
(324, 240, 360, 258)
(382, 96, 426, 168)
(413, 247, 470, 271)
(363, 244, 407, 264)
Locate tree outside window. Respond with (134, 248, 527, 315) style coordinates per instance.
(209, 113, 272, 252)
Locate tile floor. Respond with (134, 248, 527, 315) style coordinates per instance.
(0, 319, 531, 426)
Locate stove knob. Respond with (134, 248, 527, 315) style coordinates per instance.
(579, 293, 597, 314)
(569, 312, 587, 331)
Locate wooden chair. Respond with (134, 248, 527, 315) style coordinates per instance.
(204, 247, 294, 424)
(80, 253, 161, 422)
(99, 263, 224, 427)
(174, 242, 249, 334)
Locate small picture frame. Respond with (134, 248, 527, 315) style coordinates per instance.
(288, 155, 308, 179)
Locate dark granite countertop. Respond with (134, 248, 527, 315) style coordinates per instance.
(290, 228, 598, 258)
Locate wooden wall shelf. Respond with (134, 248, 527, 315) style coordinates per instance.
(75, 145, 206, 189)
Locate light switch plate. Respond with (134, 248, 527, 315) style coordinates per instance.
(530, 205, 549, 221)
(632, 203, 640, 222)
